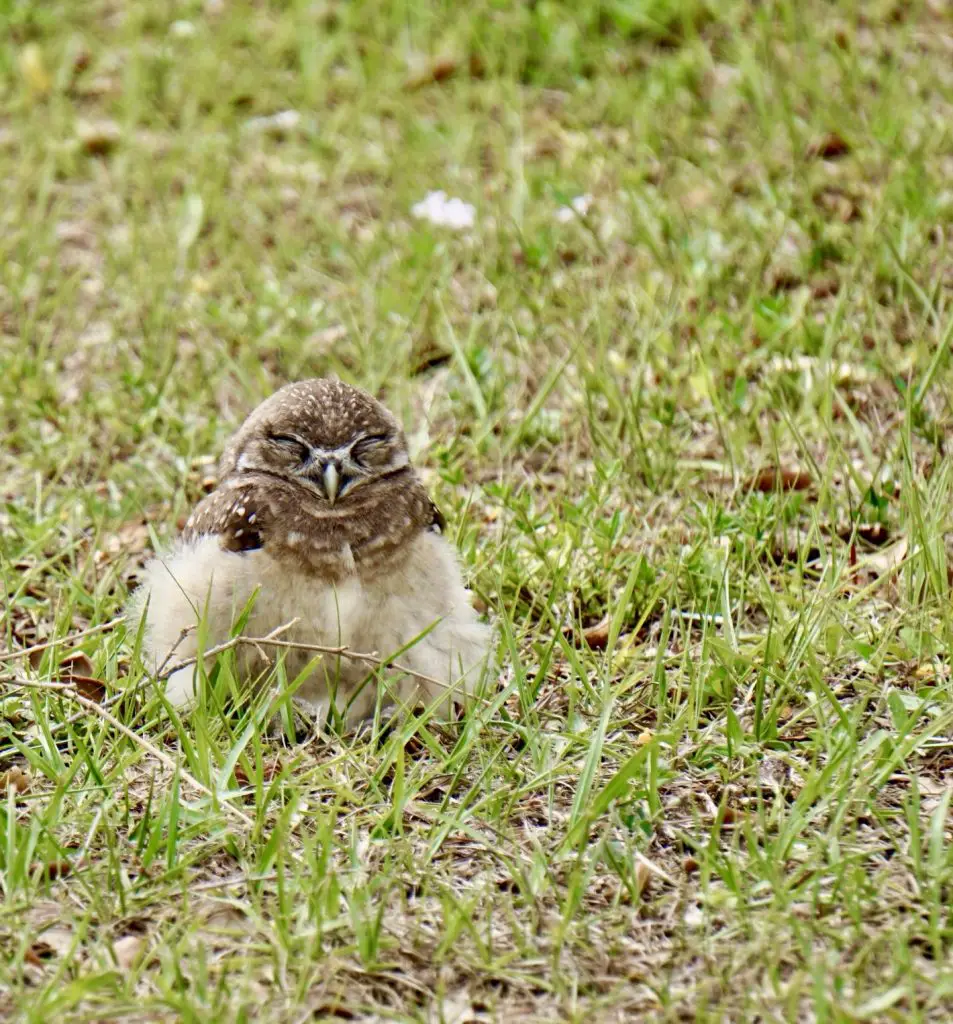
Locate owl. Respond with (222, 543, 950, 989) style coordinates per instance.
(129, 378, 492, 730)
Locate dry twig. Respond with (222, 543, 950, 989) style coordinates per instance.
(0, 617, 124, 665)
(157, 625, 488, 703)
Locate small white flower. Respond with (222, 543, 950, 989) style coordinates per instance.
(556, 193, 593, 223)
(411, 190, 475, 230)
(169, 20, 197, 38)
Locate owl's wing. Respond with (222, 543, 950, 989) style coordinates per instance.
(427, 498, 446, 535)
(182, 485, 270, 553)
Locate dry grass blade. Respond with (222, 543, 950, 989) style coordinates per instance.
(0, 618, 123, 665)
(7, 678, 254, 828)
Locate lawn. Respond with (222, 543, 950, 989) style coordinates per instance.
(3, 0, 953, 1020)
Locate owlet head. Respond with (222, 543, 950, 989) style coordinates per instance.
(221, 378, 411, 505)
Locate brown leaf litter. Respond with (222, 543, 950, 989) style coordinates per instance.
(806, 132, 850, 160)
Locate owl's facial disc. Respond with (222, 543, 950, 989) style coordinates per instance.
(239, 428, 409, 505)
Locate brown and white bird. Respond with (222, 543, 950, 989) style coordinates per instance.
(129, 378, 492, 729)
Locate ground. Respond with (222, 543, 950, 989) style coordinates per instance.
(2, 0, 953, 1020)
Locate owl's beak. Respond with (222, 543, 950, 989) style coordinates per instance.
(320, 461, 340, 505)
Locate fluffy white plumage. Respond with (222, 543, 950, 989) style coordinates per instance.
(131, 530, 489, 727)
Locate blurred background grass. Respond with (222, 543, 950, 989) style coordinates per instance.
(4, 1, 953, 1020)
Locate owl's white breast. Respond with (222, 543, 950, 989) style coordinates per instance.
(131, 529, 492, 722)
(139, 534, 367, 648)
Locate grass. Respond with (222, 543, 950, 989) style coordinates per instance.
(3, 0, 953, 1019)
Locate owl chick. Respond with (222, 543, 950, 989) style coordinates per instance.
(129, 378, 492, 729)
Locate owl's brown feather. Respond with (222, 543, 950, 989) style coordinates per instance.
(428, 500, 446, 534)
(177, 378, 438, 579)
(185, 462, 443, 580)
(183, 484, 270, 553)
